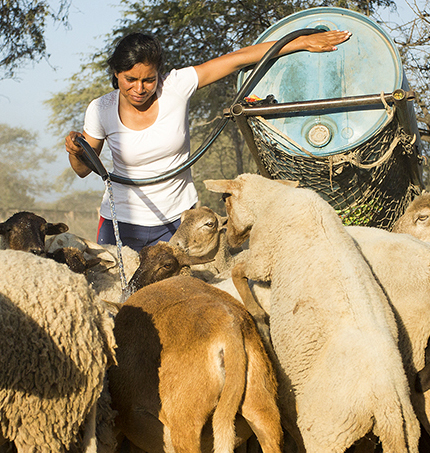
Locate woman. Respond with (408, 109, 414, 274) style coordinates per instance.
(65, 30, 351, 252)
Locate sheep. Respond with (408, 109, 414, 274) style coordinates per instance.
(392, 192, 430, 241)
(189, 212, 430, 451)
(0, 249, 116, 453)
(45, 231, 140, 302)
(205, 174, 420, 453)
(45, 232, 119, 271)
(0, 211, 68, 253)
(169, 206, 244, 281)
(45, 246, 102, 274)
(108, 274, 283, 453)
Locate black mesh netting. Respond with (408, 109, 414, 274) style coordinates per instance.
(246, 113, 422, 230)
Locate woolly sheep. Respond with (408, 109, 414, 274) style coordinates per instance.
(0, 250, 116, 453)
(392, 192, 430, 241)
(233, 226, 430, 446)
(108, 274, 283, 453)
(205, 174, 420, 453)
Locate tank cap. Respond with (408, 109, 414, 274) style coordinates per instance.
(307, 124, 332, 147)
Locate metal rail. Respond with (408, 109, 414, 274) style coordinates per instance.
(225, 89, 415, 118)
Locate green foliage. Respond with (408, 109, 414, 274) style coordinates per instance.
(0, 123, 56, 209)
(44, 60, 111, 141)
(336, 200, 382, 226)
(0, 0, 71, 78)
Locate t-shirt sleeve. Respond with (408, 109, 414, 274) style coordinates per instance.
(167, 67, 199, 100)
(83, 99, 106, 140)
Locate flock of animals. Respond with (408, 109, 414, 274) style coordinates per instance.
(1, 175, 430, 453)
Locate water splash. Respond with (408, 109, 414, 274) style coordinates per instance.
(105, 178, 127, 290)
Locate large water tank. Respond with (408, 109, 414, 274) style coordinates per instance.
(238, 7, 411, 156)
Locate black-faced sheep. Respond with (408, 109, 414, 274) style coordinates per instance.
(0, 249, 116, 453)
(205, 174, 420, 453)
(108, 274, 283, 453)
(392, 192, 430, 241)
(0, 211, 68, 254)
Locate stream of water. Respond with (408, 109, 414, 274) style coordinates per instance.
(105, 178, 127, 290)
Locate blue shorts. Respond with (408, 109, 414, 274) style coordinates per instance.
(96, 216, 181, 252)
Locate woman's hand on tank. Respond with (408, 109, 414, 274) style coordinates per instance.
(301, 30, 352, 53)
(65, 131, 84, 156)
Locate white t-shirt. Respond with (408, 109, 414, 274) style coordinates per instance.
(83, 66, 199, 226)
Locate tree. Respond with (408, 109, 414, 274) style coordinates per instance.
(376, 1, 430, 142)
(0, 123, 56, 209)
(0, 0, 71, 78)
(372, 1, 430, 186)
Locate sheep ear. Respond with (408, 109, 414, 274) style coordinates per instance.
(0, 222, 9, 235)
(274, 179, 299, 188)
(204, 179, 238, 194)
(219, 216, 228, 228)
(46, 222, 69, 235)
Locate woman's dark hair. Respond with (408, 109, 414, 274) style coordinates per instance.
(107, 33, 164, 89)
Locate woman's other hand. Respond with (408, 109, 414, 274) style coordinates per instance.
(298, 30, 352, 53)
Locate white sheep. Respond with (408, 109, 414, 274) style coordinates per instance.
(0, 250, 116, 453)
(392, 192, 430, 241)
(205, 174, 420, 453)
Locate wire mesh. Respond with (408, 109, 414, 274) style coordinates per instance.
(246, 114, 421, 230)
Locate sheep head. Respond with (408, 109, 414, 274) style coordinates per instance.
(169, 206, 227, 259)
(392, 193, 430, 242)
(204, 175, 298, 248)
(0, 211, 68, 255)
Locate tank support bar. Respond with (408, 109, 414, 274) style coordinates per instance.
(225, 89, 415, 118)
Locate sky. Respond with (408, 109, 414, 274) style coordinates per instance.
(0, 0, 125, 196)
(0, 0, 415, 199)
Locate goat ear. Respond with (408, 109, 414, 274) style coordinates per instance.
(274, 179, 299, 188)
(204, 179, 238, 194)
(46, 222, 69, 235)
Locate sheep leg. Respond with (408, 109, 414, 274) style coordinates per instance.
(82, 401, 97, 453)
(232, 262, 267, 320)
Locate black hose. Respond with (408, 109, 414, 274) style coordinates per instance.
(77, 28, 323, 186)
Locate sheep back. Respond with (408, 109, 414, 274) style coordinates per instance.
(0, 250, 116, 452)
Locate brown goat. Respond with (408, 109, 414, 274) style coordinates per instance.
(0, 211, 68, 254)
(108, 275, 283, 453)
(118, 241, 213, 303)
